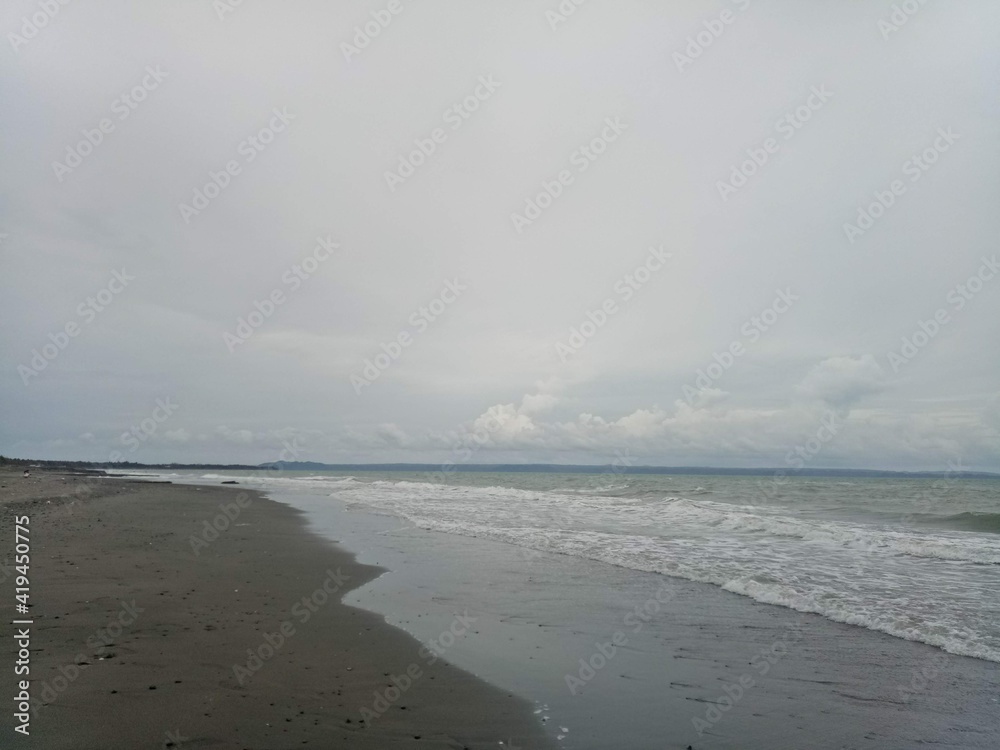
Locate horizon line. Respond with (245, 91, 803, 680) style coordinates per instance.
(4, 457, 997, 478)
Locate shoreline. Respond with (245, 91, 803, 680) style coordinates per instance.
(0, 468, 555, 748)
(272, 477, 1000, 749)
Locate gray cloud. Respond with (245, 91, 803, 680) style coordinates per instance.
(1, 1, 998, 471)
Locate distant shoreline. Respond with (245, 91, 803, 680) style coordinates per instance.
(2, 457, 998, 479)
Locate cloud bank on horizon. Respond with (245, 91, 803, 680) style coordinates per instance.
(1, 0, 998, 471)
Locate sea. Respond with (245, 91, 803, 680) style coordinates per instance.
(125, 469, 1000, 749)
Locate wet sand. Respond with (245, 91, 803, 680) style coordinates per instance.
(0, 468, 555, 748)
(284, 484, 1000, 749)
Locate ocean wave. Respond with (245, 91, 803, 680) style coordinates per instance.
(326, 480, 1000, 564)
(178, 473, 1000, 664)
(301, 475, 358, 484)
(915, 511, 1000, 534)
(554, 482, 632, 495)
(654, 498, 1000, 565)
(718, 577, 1000, 663)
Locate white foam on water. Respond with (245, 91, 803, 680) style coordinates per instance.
(647, 497, 1000, 564)
(317, 478, 1000, 663)
(554, 482, 632, 495)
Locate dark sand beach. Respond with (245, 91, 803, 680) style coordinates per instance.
(0, 468, 555, 748)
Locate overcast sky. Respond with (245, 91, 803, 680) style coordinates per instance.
(2, 0, 998, 471)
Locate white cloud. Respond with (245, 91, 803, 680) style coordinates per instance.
(682, 388, 729, 409)
(439, 369, 998, 469)
(519, 392, 559, 416)
(473, 404, 538, 444)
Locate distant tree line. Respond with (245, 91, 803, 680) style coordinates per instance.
(0, 456, 260, 470)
